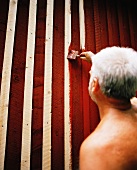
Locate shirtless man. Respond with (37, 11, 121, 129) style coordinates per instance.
(79, 46, 137, 170)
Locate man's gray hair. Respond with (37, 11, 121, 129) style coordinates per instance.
(91, 46, 137, 100)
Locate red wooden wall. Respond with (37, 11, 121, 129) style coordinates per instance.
(0, 0, 137, 169)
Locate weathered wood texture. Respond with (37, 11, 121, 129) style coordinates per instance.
(0, 0, 137, 169)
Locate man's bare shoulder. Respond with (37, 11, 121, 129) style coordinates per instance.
(80, 118, 137, 170)
(80, 128, 119, 170)
(80, 132, 106, 170)
(80, 130, 106, 160)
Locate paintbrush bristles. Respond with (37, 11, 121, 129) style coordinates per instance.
(67, 50, 79, 60)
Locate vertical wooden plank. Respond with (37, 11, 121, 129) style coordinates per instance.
(79, 0, 90, 139)
(0, 0, 9, 89)
(30, 0, 46, 169)
(64, 0, 72, 169)
(84, 0, 99, 134)
(93, 0, 109, 52)
(117, 1, 131, 46)
(98, 0, 108, 49)
(51, 0, 65, 169)
(71, 0, 83, 169)
(106, 0, 120, 46)
(93, 0, 101, 52)
(0, 0, 18, 169)
(4, 0, 30, 169)
(20, 0, 37, 169)
(42, 0, 54, 169)
(79, 0, 85, 50)
(84, 0, 96, 52)
(127, 1, 137, 50)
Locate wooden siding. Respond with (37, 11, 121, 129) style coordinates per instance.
(0, 0, 137, 169)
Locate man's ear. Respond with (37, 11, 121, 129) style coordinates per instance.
(91, 78, 100, 92)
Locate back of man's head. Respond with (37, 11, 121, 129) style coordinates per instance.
(90, 46, 137, 100)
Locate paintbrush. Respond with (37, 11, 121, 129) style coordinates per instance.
(67, 50, 92, 63)
(67, 50, 80, 60)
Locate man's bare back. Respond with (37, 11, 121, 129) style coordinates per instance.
(80, 101, 137, 170)
(79, 47, 137, 170)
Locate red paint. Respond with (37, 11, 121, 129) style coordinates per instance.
(84, 0, 100, 133)
(5, 0, 29, 169)
(127, 1, 137, 50)
(84, 0, 97, 138)
(51, 0, 65, 169)
(31, 0, 46, 169)
(84, 0, 96, 52)
(0, 0, 137, 169)
(117, 1, 131, 47)
(70, 0, 84, 169)
(106, 0, 120, 46)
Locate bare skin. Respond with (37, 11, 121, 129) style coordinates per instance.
(80, 51, 94, 63)
(79, 52, 137, 170)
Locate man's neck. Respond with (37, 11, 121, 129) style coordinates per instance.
(107, 97, 131, 110)
(98, 97, 132, 120)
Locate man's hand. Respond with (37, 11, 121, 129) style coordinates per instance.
(79, 51, 95, 63)
(131, 97, 137, 105)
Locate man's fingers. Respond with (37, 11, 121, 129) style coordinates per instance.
(79, 51, 94, 63)
(80, 57, 91, 63)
